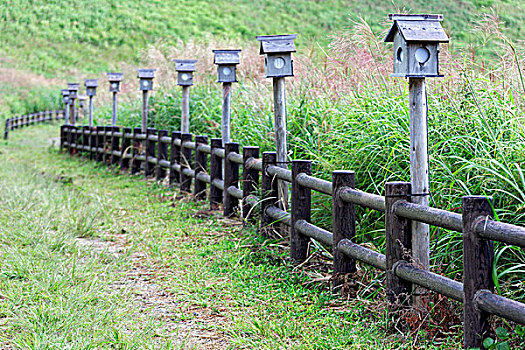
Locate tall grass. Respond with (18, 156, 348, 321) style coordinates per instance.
(92, 13, 525, 299)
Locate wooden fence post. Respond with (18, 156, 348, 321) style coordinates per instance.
(156, 129, 169, 181)
(169, 131, 182, 187)
(180, 133, 193, 192)
(120, 127, 132, 171)
(145, 128, 156, 177)
(83, 126, 90, 156)
(224, 142, 240, 217)
(242, 146, 260, 224)
(4, 119, 10, 140)
(96, 126, 103, 160)
(131, 127, 142, 174)
(110, 126, 120, 166)
(194, 135, 208, 200)
(210, 138, 223, 209)
(89, 126, 97, 161)
(68, 125, 76, 155)
(332, 170, 357, 291)
(105, 126, 112, 162)
(260, 152, 278, 237)
(291, 160, 311, 261)
(59, 124, 65, 150)
(462, 196, 495, 349)
(385, 182, 413, 309)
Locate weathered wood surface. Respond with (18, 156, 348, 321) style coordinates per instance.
(169, 131, 182, 187)
(141, 91, 148, 133)
(337, 239, 386, 270)
(194, 135, 208, 200)
(180, 133, 193, 192)
(385, 182, 412, 305)
(224, 143, 240, 217)
(181, 86, 190, 133)
(463, 196, 494, 349)
(209, 138, 223, 209)
(261, 152, 279, 237)
(296, 173, 332, 195)
(272, 77, 289, 210)
(156, 130, 169, 181)
(222, 82, 232, 144)
(394, 261, 463, 302)
(120, 127, 132, 170)
(131, 127, 142, 174)
(265, 205, 291, 227)
(332, 170, 357, 290)
(339, 187, 385, 212)
(242, 147, 260, 224)
(294, 220, 332, 246)
(110, 126, 120, 165)
(476, 219, 525, 248)
(394, 201, 462, 233)
(291, 160, 311, 261)
(112, 92, 117, 126)
(409, 78, 430, 272)
(144, 128, 156, 177)
(475, 290, 525, 326)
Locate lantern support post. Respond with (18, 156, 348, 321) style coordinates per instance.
(112, 92, 117, 126)
(107, 73, 123, 127)
(174, 59, 197, 134)
(222, 82, 232, 143)
(385, 13, 449, 310)
(89, 96, 94, 127)
(257, 34, 297, 210)
(137, 68, 156, 133)
(61, 89, 70, 125)
(181, 85, 190, 133)
(142, 90, 148, 133)
(273, 76, 288, 209)
(213, 49, 241, 144)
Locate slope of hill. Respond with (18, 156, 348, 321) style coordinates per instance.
(1, 0, 524, 77)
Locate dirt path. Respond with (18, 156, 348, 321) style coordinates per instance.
(75, 233, 231, 349)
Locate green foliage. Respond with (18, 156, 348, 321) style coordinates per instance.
(0, 85, 61, 119)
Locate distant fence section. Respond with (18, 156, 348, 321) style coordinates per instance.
(60, 124, 525, 349)
(4, 110, 65, 140)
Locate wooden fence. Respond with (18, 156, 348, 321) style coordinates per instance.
(60, 124, 525, 349)
(4, 110, 65, 140)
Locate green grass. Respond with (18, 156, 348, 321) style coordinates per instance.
(1, 0, 525, 77)
(0, 125, 469, 348)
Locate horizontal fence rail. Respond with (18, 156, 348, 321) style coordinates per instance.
(4, 110, 65, 140)
(59, 124, 525, 349)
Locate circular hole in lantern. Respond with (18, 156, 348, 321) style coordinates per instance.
(142, 80, 149, 88)
(222, 67, 232, 76)
(397, 47, 403, 62)
(415, 47, 430, 64)
(181, 73, 190, 81)
(111, 83, 118, 89)
(274, 57, 286, 69)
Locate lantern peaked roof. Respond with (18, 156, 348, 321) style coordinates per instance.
(84, 79, 98, 87)
(257, 34, 297, 54)
(137, 68, 156, 79)
(212, 49, 241, 65)
(107, 72, 123, 81)
(61, 89, 69, 96)
(384, 14, 449, 43)
(67, 82, 79, 90)
(174, 59, 198, 72)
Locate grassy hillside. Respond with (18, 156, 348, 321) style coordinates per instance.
(1, 0, 525, 77)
